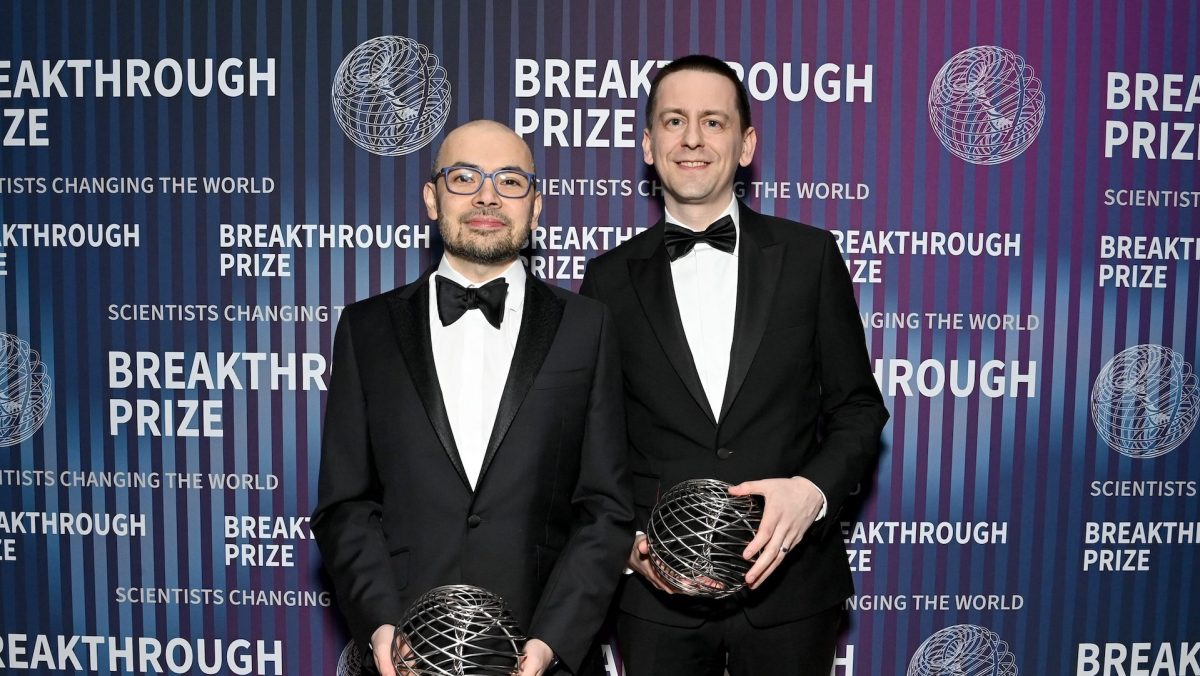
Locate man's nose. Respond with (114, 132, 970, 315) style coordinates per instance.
(473, 176, 501, 207)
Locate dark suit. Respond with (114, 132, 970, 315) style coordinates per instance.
(580, 203, 888, 671)
(312, 268, 634, 674)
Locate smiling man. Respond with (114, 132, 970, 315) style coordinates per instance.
(580, 56, 889, 675)
(313, 120, 633, 676)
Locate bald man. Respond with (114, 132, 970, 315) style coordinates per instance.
(313, 120, 634, 676)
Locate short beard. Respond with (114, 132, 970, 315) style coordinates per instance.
(438, 208, 531, 266)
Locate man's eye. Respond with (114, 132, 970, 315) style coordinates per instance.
(704, 119, 723, 129)
(665, 118, 683, 127)
(451, 173, 476, 183)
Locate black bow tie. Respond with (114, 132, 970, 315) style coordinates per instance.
(435, 275, 509, 329)
(663, 215, 737, 261)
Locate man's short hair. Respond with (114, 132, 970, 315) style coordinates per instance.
(645, 54, 753, 132)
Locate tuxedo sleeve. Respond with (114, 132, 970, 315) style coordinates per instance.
(311, 309, 405, 649)
(527, 304, 634, 674)
(799, 231, 889, 533)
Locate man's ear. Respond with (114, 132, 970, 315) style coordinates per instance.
(531, 191, 543, 228)
(739, 126, 757, 167)
(422, 182, 439, 220)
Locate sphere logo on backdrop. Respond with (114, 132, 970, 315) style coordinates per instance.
(335, 641, 363, 676)
(1091, 344, 1199, 458)
(332, 35, 452, 156)
(908, 624, 1018, 676)
(928, 45, 1045, 165)
(0, 332, 53, 447)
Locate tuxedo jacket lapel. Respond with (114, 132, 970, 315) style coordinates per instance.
(387, 269, 472, 490)
(720, 206, 784, 421)
(628, 226, 717, 425)
(478, 275, 565, 482)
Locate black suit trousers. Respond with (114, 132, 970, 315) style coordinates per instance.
(617, 604, 842, 676)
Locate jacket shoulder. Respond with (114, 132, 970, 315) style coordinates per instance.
(586, 224, 660, 269)
(338, 279, 422, 325)
(544, 282, 608, 317)
(751, 211, 834, 245)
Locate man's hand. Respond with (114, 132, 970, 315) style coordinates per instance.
(516, 638, 556, 675)
(729, 476, 824, 590)
(626, 532, 677, 594)
(371, 624, 416, 676)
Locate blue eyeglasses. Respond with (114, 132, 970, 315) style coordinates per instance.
(431, 166, 537, 198)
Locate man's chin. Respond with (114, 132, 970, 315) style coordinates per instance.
(445, 244, 522, 267)
(662, 183, 719, 203)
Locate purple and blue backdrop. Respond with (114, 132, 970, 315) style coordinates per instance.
(1, 1, 1197, 674)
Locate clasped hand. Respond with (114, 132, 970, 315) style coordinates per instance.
(729, 476, 824, 589)
(626, 476, 824, 593)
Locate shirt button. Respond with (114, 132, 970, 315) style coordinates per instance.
(467, 514, 482, 528)
(716, 447, 734, 460)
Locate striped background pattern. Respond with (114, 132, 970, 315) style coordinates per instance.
(1, 1, 1196, 673)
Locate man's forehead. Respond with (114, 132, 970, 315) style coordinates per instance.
(658, 71, 738, 103)
(651, 70, 740, 122)
(437, 124, 534, 169)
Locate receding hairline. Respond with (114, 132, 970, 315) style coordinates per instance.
(430, 120, 537, 177)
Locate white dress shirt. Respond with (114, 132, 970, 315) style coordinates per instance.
(666, 197, 828, 518)
(666, 196, 741, 420)
(429, 257, 526, 488)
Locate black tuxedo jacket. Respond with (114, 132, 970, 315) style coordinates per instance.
(311, 269, 634, 672)
(580, 202, 888, 627)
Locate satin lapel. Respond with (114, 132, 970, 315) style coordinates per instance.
(477, 275, 565, 483)
(628, 226, 716, 424)
(386, 270, 471, 490)
(720, 207, 784, 421)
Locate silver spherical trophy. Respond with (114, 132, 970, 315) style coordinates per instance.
(647, 478, 763, 598)
(394, 585, 524, 676)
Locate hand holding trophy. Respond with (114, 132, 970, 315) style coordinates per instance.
(646, 478, 764, 598)
(393, 585, 524, 675)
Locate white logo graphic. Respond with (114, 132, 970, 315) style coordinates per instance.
(332, 35, 452, 156)
(1092, 344, 1199, 458)
(908, 624, 1018, 676)
(929, 46, 1045, 165)
(0, 332, 53, 447)
(335, 641, 363, 676)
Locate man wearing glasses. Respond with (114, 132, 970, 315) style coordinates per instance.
(313, 120, 633, 676)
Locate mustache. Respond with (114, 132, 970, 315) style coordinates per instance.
(458, 209, 513, 228)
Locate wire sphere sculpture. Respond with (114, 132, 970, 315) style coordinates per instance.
(647, 478, 763, 598)
(907, 624, 1018, 676)
(0, 332, 53, 447)
(331, 35, 452, 156)
(335, 640, 365, 676)
(394, 585, 525, 676)
(1091, 344, 1200, 458)
(928, 45, 1045, 165)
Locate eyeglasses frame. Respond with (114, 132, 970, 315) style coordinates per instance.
(430, 165, 538, 199)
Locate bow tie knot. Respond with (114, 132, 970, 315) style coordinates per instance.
(436, 275, 508, 329)
(461, 287, 482, 308)
(663, 215, 737, 261)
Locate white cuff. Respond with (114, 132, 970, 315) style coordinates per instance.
(624, 530, 646, 574)
(794, 476, 828, 520)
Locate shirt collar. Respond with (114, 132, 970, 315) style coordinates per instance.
(663, 195, 741, 257)
(435, 257, 527, 314)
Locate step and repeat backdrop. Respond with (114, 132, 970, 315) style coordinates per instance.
(1, 1, 1197, 674)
